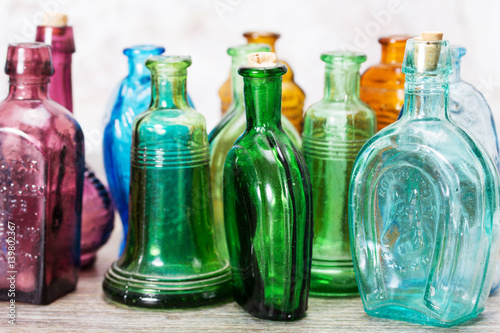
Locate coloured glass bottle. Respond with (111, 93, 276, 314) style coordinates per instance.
(36, 14, 114, 267)
(103, 45, 165, 256)
(218, 32, 306, 133)
(223, 53, 313, 320)
(0, 43, 84, 304)
(103, 55, 231, 308)
(349, 35, 500, 327)
(303, 52, 376, 297)
(360, 36, 410, 131)
(209, 44, 302, 259)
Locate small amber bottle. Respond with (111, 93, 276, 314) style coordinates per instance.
(218, 32, 305, 133)
(360, 36, 410, 131)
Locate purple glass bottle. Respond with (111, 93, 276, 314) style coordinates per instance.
(0, 43, 84, 304)
(35, 14, 114, 268)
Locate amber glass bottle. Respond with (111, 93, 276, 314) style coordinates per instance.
(360, 36, 410, 131)
(218, 32, 305, 133)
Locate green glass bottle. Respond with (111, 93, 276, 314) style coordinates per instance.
(103, 55, 231, 309)
(223, 53, 313, 321)
(303, 52, 376, 297)
(209, 44, 302, 260)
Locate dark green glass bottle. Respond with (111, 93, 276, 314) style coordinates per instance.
(103, 55, 232, 309)
(223, 53, 313, 321)
(304, 52, 376, 296)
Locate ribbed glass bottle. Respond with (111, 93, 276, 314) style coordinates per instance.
(349, 38, 500, 327)
(103, 55, 231, 309)
(303, 52, 376, 297)
(223, 61, 313, 320)
(209, 44, 301, 260)
(0, 43, 84, 304)
(360, 36, 410, 131)
(103, 45, 165, 255)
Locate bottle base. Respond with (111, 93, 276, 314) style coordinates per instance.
(365, 304, 483, 327)
(80, 253, 97, 268)
(236, 298, 307, 321)
(309, 260, 359, 297)
(102, 261, 233, 309)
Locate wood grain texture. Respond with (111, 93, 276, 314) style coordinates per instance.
(2, 218, 500, 332)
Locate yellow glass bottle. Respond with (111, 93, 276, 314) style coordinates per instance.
(218, 32, 305, 133)
(360, 36, 410, 131)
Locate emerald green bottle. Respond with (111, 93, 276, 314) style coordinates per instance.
(103, 55, 231, 308)
(223, 53, 313, 321)
(209, 44, 301, 260)
(303, 52, 376, 296)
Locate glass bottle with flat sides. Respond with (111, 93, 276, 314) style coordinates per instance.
(360, 36, 410, 131)
(303, 52, 376, 297)
(224, 58, 313, 320)
(0, 43, 84, 304)
(209, 44, 302, 259)
(36, 15, 114, 267)
(103, 45, 165, 256)
(349, 37, 500, 327)
(218, 32, 305, 133)
(103, 55, 231, 308)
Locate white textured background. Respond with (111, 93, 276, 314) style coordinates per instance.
(0, 0, 499, 182)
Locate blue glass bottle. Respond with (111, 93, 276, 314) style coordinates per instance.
(349, 36, 500, 327)
(103, 45, 164, 255)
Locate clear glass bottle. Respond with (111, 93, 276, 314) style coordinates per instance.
(0, 43, 84, 304)
(223, 56, 313, 320)
(103, 45, 165, 255)
(103, 55, 231, 308)
(218, 32, 306, 134)
(349, 37, 500, 327)
(209, 43, 301, 259)
(303, 52, 376, 297)
(36, 18, 114, 267)
(360, 36, 410, 131)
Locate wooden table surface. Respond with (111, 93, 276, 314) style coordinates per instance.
(2, 219, 500, 332)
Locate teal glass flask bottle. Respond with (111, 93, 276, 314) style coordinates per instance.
(223, 52, 313, 321)
(209, 43, 301, 260)
(349, 32, 500, 327)
(303, 52, 376, 297)
(103, 56, 231, 308)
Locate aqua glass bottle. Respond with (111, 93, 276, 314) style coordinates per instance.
(103, 45, 164, 255)
(223, 54, 313, 321)
(209, 44, 301, 259)
(349, 36, 500, 327)
(0, 43, 84, 304)
(303, 52, 376, 297)
(103, 55, 231, 308)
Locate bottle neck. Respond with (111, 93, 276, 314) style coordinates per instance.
(323, 64, 361, 102)
(49, 51, 73, 112)
(229, 56, 246, 111)
(8, 77, 50, 100)
(150, 72, 189, 109)
(128, 57, 151, 79)
(243, 76, 282, 130)
(450, 56, 462, 83)
(381, 43, 406, 64)
(403, 75, 449, 120)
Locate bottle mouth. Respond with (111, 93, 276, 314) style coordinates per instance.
(450, 45, 466, 60)
(238, 63, 287, 78)
(402, 38, 451, 75)
(123, 45, 165, 57)
(321, 51, 367, 65)
(378, 35, 412, 45)
(243, 31, 280, 40)
(146, 55, 192, 72)
(5, 42, 53, 77)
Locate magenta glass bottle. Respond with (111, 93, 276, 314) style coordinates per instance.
(0, 43, 85, 304)
(36, 19, 114, 268)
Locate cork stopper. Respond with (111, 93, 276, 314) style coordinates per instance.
(247, 52, 277, 67)
(414, 31, 443, 72)
(43, 12, 68, 27)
